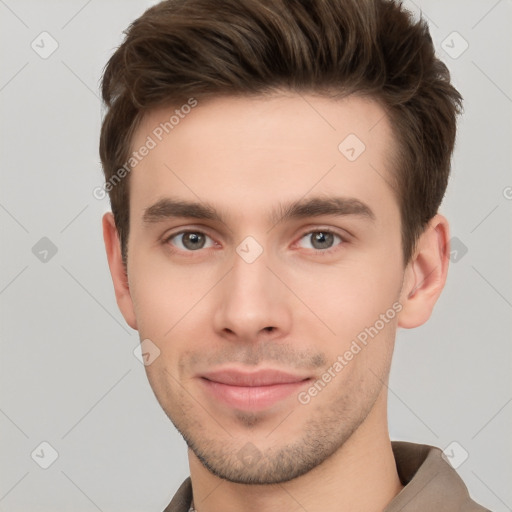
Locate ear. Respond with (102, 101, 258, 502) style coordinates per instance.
(102, 212, 137, 330)
(397, 213, 450, 329)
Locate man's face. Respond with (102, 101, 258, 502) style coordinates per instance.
(123, 93, 406, 483)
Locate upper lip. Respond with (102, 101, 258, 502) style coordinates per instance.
(200, 368, 311, 387)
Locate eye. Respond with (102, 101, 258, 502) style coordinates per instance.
(297, 230, 344, 251)
(165, 231, 215, 251)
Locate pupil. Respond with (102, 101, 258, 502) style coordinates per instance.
(313, 232, 333, 249)
(184, 233, 204, 250)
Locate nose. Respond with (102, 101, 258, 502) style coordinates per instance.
(212, 245, 292, 343)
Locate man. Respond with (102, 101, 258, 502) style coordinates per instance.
(99, 0, 489, 510)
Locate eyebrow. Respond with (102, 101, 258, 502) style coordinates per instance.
(142, 196, 375, 226)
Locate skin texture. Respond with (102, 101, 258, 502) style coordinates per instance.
(103, 93, 450, 512)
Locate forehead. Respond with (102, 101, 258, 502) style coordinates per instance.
(128, 93, 399, 226)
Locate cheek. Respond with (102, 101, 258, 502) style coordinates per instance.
(128, 251, 219, 338)
(289, 254, 403, 344)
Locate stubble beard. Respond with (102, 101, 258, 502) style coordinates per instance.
(169, 384, 379, 485)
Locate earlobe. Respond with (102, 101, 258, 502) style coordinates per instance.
(397, 214, 450, 329)
(102, 212, 138, 330)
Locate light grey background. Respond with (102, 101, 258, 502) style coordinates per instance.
(1, 1, 511, 511)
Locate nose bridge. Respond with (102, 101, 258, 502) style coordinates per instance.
(231, 249, 269, 302)
(213, 242, 291, 339)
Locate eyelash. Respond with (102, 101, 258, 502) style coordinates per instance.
(162, 228, 346, 256)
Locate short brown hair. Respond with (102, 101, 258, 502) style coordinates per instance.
(99, 0, 463, 265)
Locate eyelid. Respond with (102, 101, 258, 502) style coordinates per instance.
(162, 224, 215, 240)
(163, 228, 218, 251)
(298, 225, 349, 239)
(294, 227, 347, 253)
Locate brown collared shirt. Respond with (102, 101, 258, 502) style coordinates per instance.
(162, 441, 491, 511)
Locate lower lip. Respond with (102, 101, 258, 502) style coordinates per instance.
(200, 378, 310, 411)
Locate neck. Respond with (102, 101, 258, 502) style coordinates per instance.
(187, 392, 403, 512)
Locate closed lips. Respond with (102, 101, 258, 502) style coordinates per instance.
(200, 369, 311, 387)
